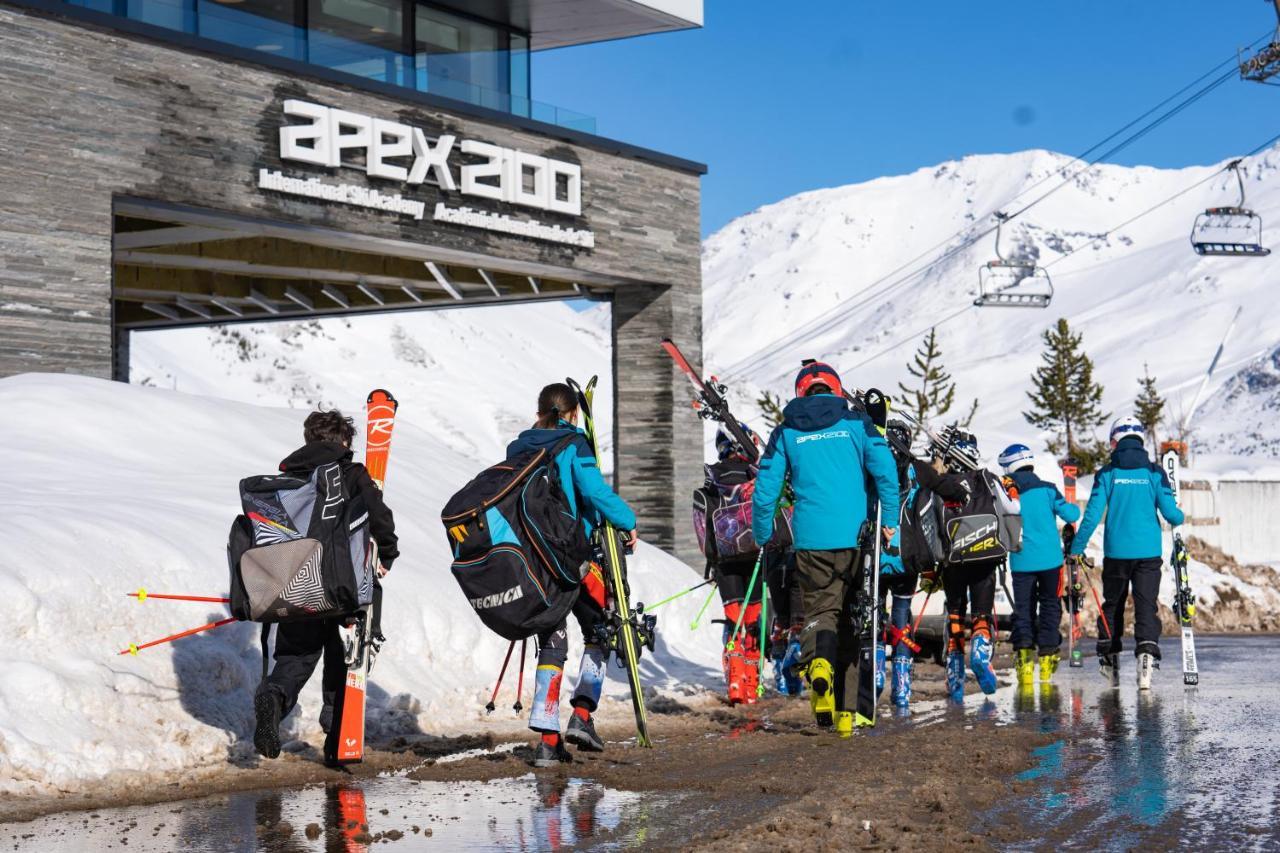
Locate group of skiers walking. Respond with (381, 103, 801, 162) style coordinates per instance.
(244, 356, 1184, 767)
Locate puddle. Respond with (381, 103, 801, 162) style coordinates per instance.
(0, 774, 678, 852)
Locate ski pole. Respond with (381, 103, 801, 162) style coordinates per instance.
(485, 640, 517, 714)
(513, 638, 527, 714)
(757, 586, 769, 697)
(725, 552, 764, 652)
(909, 589, 934, 641)
(690, 584, 717, 630)
(119, 617, 237, 656)
(1075, 557, 1112, 640)
(127, 588, 230, 604)
(647, 579, 714, 612)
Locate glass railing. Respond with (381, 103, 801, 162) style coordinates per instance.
(62, 0, 597, 135)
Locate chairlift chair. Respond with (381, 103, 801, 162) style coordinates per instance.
(1239, 0, 1280, 85)
(974, 212, 1054, 308)
(1190, 160, 1271, 257)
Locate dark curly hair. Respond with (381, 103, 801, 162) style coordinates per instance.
(303, 409, 356, 446)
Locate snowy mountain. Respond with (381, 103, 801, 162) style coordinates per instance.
(0, 373, 716, 798)
(702, 146, 1280, 474)
(1195, 342, 1280, 460)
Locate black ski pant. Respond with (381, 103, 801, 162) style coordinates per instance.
(795, 548, 863, 712)
(1011, 568, 1062, 654)
(943, 559, 1000, 646)
(765, 550, 804, 655)
(714, 554, 769, 607)
(1096, 556, 1163, 659)
(263, 617, 345, 754)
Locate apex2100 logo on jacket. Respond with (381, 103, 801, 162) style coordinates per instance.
(795, 430, 851, 444)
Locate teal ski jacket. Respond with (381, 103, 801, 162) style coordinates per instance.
(751, 394, 899, 551)
(1006, 468, 1080, 573)
(1069, 437, 1184, 560)
(507, 423, 637, 536)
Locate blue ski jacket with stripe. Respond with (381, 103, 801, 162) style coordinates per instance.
(751, 394, 899, 551)
(1006, 468, 1080, 573)
(507, 422, 637, 537)
(1069, 437, 1184, 560)
(879, 462, 918, 576)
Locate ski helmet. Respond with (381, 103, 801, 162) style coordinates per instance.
(794, 361, 843, 398)
(951, 430, 979, 466)
(998, 443, 1035, 474)
(1109, 415, 1145, 448)
(716, 422, 760, 460)
(885, 419, 912, 457)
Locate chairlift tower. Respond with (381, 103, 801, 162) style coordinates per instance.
(1240, 0, 1280, 84)
(1190, 160, 1271, 256)
(974, 212, 1054, 308)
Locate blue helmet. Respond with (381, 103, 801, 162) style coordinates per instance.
(716, 422, 760, 461)
(998, 443, 1035, 474)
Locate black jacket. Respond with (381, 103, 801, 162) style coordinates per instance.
(279, 441, 400, 570)
(910, 458, 975, 505)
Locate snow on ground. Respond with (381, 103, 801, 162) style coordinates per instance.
(0, 373, 718, 797)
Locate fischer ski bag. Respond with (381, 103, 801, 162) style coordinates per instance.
(440, 436, 591, 641)
(693, 460, 793, 561)
(227, 462, 374, 623)
(942, 469, 1022, 565)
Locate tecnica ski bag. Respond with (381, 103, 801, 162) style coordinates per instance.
(441, 436, 591, 641)
(227, 462, 374, 623)
(942, 469, 1022, 565)
(693, 460, 793, 561)
(899, 482, 947, 573)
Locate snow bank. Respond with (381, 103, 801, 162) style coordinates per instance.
(0, 374, 719, 796)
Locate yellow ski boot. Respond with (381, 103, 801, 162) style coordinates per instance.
(1015, 649, 1035, 686)
(1039, 651, 1061, 684)
(807, 658, 836, 727)
(835, 711, 854, 739)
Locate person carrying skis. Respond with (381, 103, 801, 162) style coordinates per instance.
(1067, 416, 1184, 690)
(253, 409, 399, 764)
(696, 422, 778, 704)
(998, 443, 1080, 686)
(907, 430, 1014, 702)
(751, 362, 899, 735)
(507, 382, 639, 767)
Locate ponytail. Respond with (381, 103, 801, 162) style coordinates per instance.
(535, 382, 578, 429)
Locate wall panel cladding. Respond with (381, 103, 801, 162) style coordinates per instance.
(0, 3, 701, 378)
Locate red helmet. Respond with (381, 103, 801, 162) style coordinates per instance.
(794, 361, 843, 398)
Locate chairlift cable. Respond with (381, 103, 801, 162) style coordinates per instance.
(722, 35, 1271, 383)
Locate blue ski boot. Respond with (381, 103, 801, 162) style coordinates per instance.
(891, 656, 912, 710)
(946, 649, 966, 704)
(969, 625, 998, 695)
(875, 643, 887, 700)
(781, 639, 804, 696)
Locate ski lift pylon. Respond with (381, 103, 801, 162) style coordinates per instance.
(1239, 0, 1280, 85)
(1190, 159, 1271, 257)
(974, 212, 1054, 308)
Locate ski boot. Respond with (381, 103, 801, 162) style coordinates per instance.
(741, 625, 762, 703)
(565, 708, 604, 753)
(946, 649, 966, 704)
(891, 657, 912, 710)
(1099, 653, 1120, 688)
(532, 734, 573, 768)
(253, 688, 283, 760)
(835, 711, 854, 739)
(1039, 650, 1061, 684)
(1136, 652, 1157, 691)
(969, 625, 998, 695)
(875, 642, 887, 701)
(781, 639, 804, 696)
(807, 658, 836, 727)
(1015, 648, 1035, 686)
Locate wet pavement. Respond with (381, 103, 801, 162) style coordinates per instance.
(987, 634, 1280, 851)
(0, 774, 683, 852)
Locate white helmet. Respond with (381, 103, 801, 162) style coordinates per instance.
(1109, 415, 1145, 447)
(998, 443, 1035, 474)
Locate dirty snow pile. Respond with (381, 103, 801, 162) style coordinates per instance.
(0, 371, 718, 797)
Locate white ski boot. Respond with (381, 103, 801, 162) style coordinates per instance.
(1137, 652, 1157, 690)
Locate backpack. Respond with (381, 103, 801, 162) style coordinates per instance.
(898, 479, 946, 573)
(693, 460, 793, 562)
(226, 462, 374, 624)
(440, 436, 592, 641)
(941, 469, 1023, 565)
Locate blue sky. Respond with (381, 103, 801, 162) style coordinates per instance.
(535, 1, 1280, 237)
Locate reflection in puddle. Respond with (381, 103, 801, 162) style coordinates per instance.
(2, 774, 664, 852)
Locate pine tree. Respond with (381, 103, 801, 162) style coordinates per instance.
(1023, 318, 1109, 470)
(898, 327, 964, 425)
(757, 390, 785, 428)
(1134, 364, 1166, 449)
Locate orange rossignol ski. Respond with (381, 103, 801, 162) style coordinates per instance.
(332, 389, 398, 764)
(365, 389, 399, 490)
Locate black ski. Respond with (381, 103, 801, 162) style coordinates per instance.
(661, 338, 759, 463)
(854, 520, 881, 727)
(567, 375, 656, 747)
(1061, 523, 1085, 668)
(1171, 533, 1199, 686)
